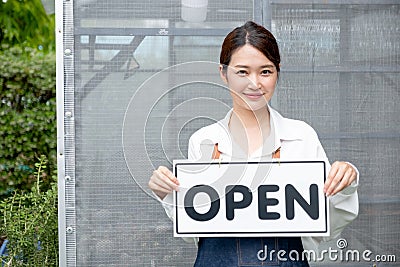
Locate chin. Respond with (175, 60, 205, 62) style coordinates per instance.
(244, 103, 268, 112)
(251, 106, 268, 112)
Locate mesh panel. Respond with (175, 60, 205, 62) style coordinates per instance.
(63, 1, 400, 266)
(271, 3, 400, 265)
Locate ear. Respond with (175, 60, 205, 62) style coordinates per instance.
(219, 64, 228, 84)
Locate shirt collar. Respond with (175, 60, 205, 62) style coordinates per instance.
(269, 105, 304, 142)
(215, 105, 303, 157)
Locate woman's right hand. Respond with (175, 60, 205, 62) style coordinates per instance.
(148, 166, 180, 200)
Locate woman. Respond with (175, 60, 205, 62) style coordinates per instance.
(149, 21, 359, 266)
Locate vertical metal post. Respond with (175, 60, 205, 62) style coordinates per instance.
(56, 0, 66, 265)
(339, 5, 351, 160)
(57, 0, 77, 266)
(263, 0, 278, 109)
(262, 0, 272, 30)
(254, 0, 263, 25)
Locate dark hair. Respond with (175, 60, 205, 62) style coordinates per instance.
(220, 21, 280, 73)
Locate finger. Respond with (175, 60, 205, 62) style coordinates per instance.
(346, 167, 357, 185)
(158, 166, 180, 185)
(148, 179, 171, 194)
(149, 178, 177, 194)
(328, 163, 357, 196)
(325, 163, 347, 196)
(148, 172, 180, 200)
(324, 161, 340, 193)
(330, 170, 352, 196)
(152, 170, 180, 191)
(148, 180, 171, 200)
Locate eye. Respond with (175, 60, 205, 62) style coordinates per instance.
(236, 69, 248, 76)
(261, 69, 273, 75)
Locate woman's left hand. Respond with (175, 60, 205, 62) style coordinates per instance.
(324, 161, 357, 196)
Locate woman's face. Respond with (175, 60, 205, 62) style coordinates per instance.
(220, 44, 279, 112)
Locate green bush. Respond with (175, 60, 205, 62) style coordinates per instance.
(0, 45, 56, 198)
(0, 156, 58, 266)
(0, 0, 55, 51)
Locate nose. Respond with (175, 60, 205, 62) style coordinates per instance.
(248, 74, 261, 90)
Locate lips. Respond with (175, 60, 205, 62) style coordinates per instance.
(243, 92, 264, 100)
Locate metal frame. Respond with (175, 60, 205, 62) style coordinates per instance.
(56, 0, 66, 265)
(57, 1, 399, 266)
(57, 0, 76, 266)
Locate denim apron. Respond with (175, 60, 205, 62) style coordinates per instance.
(194, 237, 309, 267)
(193, 145, 310, 267)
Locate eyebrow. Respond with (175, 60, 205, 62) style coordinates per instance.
(234, 64, 275, 69)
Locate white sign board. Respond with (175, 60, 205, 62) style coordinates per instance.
(173, 160, 329, 237)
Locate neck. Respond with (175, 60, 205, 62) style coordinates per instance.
(231, 104, 270, 130)
(229, 104, 271, 156)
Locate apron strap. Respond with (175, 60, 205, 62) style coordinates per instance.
(212, 143, 281, 159)
(212, 143, 221, 159)
(273, 147, 280, 159)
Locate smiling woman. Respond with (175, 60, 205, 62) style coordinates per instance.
(148, 21, 359, 267)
